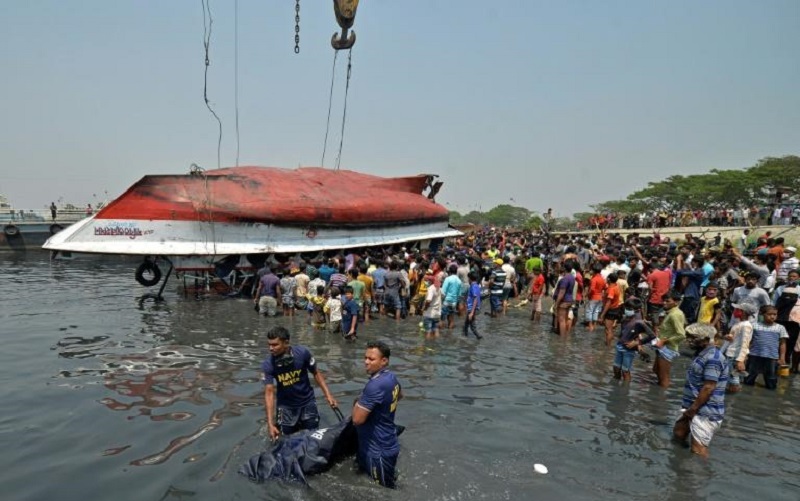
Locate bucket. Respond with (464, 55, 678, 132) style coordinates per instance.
(778, 365, 790, 377)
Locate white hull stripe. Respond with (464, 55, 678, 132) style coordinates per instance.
(43, 217, 461, 255)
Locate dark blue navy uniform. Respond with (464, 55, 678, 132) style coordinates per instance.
(355, 369, 401, 487)
(262, 345, 320, 434)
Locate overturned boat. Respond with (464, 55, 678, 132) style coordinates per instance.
(43, 166, 459, 289)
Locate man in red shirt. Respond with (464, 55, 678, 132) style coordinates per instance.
(528, 269, 545, 322)
(586, 266, 607, 332)
(599, 273, 624, 346)
(646, 260, 672, 334)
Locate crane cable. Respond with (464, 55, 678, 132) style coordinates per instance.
(334, 48, 353, 171)
(199, 0, 221, 257)
(201, 0, 223, 170)
(234, 0, 240, 167)
(320, 51, 339, 167)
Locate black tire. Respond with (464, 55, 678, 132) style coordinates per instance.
(50, 223, 64, 235)
(135, 261, 162, 287)
(4, 225, 19, 236)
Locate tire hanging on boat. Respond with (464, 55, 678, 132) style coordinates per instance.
(4, 225, 19, 237)
(49, 223, 64, 235)
(135, 260, 162, 287)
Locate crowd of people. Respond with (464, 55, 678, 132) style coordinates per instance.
(580, 205, 800, 230)
(252, 224, 800, 485)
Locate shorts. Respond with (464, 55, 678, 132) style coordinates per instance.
(458, 283, 469, 305)
(530, 295, 542, 313)
(282, 295, 295, 308)
(646, 302, 665, 322)
(329, 319, 341, 334)
(423, 317, 439, 332)
(374, 287, 385, 306)
(358, 452, 398, 488)
(277, 403, 320, 436)
(613, 343, 636, 372)
(295, 297, 309, 310)
(490, 294, 502, 312)
(383, 292, 402, 311)
(258, 296, 278, 316)
(656, 346, 680, 362)
(604, 307, 623, 321)
(677, 409, 722, 447)
(501, 286, 513, 301)
(586, 300, 603, 322)
(441, 301, 457, 318)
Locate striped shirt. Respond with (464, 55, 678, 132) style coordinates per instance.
(750, 322, 788, 360)
(329, 272, 349, 291)
(682, 346, 729, 422)
(777, 256, 799, 281)
(490, 269, 507, 295)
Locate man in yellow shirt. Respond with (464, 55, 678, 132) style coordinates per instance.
(698, 282, 721, 331)
(357, 264, 374, 323)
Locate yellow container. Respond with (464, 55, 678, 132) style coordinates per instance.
(778, 365, 790, 377)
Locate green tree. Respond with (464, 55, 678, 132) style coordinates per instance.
(448, 210, 465, 225)
(587, 155, 800, 214)
(484, 204, 532, 227)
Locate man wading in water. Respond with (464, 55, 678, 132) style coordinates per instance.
(262, 327, 338, 441)
(673, 324, 729, 457)
(652, 290, 686, 388)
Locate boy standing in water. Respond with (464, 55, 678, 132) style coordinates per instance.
(463, 271, 483, 339)
(613, 298, 655, 381)
(308, 285, 327, 329)
(697, 282, 722, 331)
(422, 275, 442, 337)
(341, 286, 360, 341)
(528, 268, 545, 322)
(744, 305, 788, 389)
(724, 302, 757, 393)
(324, 287, 343, 334)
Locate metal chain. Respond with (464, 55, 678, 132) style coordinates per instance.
(294, 0, 300, 54)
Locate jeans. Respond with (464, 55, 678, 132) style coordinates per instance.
(586, 300, 603, 322)
(744, 355, 778, 389)
(490, 294, 502, 313)
(423, 317, 439, 332)
(613, 343, 636, 372)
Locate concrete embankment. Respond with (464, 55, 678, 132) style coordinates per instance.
(566, 225, 800, 246)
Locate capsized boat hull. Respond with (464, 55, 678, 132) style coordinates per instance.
(43, 166, 460, 256)
(43, 217, 458, 255)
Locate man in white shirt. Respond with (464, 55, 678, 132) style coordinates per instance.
(422, 276, 442, 337)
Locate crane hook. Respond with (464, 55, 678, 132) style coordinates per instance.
(331, 0, 358, 50)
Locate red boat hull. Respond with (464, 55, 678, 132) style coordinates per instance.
(97, 166, 448, 226)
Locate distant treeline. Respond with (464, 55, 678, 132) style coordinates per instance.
(448, 204, 543, 230)
(581, 155, 800, 216)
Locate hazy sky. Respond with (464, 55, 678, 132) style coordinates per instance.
(2, 1, 799, 218)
